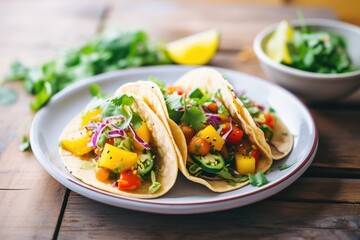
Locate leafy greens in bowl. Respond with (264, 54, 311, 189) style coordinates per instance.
(254, 18, 360, 102)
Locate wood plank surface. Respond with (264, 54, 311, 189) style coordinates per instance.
(0, 0, 106, 238)
(1, 0, 359, 239)
(58, 192, 359, 240)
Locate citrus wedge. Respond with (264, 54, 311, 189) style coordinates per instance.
(166, 29, 220, 65)
(266, 20, 294, 64)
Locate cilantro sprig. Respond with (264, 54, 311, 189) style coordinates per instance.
(6, 29, 171, 111)
(165, 92, 207, 131)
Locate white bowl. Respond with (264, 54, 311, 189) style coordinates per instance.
(253, 18, 360, 102)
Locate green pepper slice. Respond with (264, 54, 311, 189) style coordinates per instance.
(136, 150, 154, 176)
(191, 152, 225, 173)
(189, 88, 203, 98)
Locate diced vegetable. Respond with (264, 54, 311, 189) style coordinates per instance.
(132, 121, 150, 151)
(235, 153, 256, 175)
(98, 143, 137, 172)
(95, 167, 110, 182)
(135, 150, 154, 176)
(61, 130, 93, 156)
(180, 123, 196, 144)
(206, 102, 218, 112)
(81, 108, 102, 126)
(118, 171, 142, 190)
(188, 136, 211, 156)
(189, 88, 203, 98)
(197, 125, 225, 151)
(226, 125, 243, 145)
(191, 152, 225, 173)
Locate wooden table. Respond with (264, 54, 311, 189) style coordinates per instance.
(1, 1, 359, 239)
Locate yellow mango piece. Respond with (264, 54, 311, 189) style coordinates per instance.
(133, 121, 150, 151)
(235, 154, 256, 175)
(197, 125, 225, 151)
(81, 108, 102, 126)
(98, 143, 137, 173)
(61, 130, 93, 156)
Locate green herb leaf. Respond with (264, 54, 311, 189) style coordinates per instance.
(181, 106, 206, 131)
(19, 135, 31, 152)
(278, 161, 297, 171)
(111, 94, 135, 107)
(89, 84, 106, 98)
(0, 87, 18, 106)
(148, 75, 166, 89)
(248, 172, 269, 187)
(7, 29, 172, 111)
(165, 93, 184, 110)
(130, 113, 143, 130)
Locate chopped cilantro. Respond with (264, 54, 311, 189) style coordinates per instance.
(111, 94, 135, 107)
(248, 172, 269, 187)
(181, 106, 206, 131)
(19, 135, 31, 152)
(278, 161, 297, 171)
(165, 93, 184, 110)
(148, 75, 166, 89)
(89, 84, 106, 98)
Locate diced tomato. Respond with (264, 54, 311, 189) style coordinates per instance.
(180, 123, 196, 144)
(218, 114, 230, 123)
(207, 102, 218, 112)
(105, 138, 114, 146)
(250, 148, 260, 162)
(264, 114, 275, 129)
(219, 123, 231, 136)
(188, 136, 211, 156)
(226, 125, 244, 145)
(167, 86, 184, 95)
(118, 171, 142, 190)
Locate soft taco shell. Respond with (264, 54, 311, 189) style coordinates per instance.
(170, 67, 273, 192)
(119, 68, 273, 192)
(59, 95, 178, 199)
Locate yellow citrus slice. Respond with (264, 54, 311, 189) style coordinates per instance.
(266, 20, 294, 64)
(166, 29, 220, 65)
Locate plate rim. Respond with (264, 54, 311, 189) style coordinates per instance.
(30, 65, 318, 210)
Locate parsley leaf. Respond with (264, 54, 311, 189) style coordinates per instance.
(181, 106, 206, 131)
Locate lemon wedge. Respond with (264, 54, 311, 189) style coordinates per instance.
(166, 29, 220, 65)
(266, 20, 294, 64)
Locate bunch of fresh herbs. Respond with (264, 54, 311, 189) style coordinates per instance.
(6, 29, 172, 111)
(285, 28, 353, 74)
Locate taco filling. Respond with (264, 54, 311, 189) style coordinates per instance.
(164, 86, 265, 185)
(238, 94, 293, 159)
(60, 94, 165, 194)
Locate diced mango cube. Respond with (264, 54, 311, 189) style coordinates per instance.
(197, 125, 225, 151)
(98, 143, 137, 173)
(61, 130, 93, 156)
(133, 121, 150, 151)
(235, 153, 256, 175)
(81, 108, 102, 126)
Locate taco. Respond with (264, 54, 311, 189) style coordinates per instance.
(59, 93, 178, 198)
(237, 95, 293, 159)
(117, 68, 273, 192)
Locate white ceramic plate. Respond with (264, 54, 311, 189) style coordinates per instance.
(30, 65, 318, 214)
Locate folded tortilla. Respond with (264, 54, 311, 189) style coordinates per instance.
(117, 68, 274, 192)
(59, 94, 178, 198)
